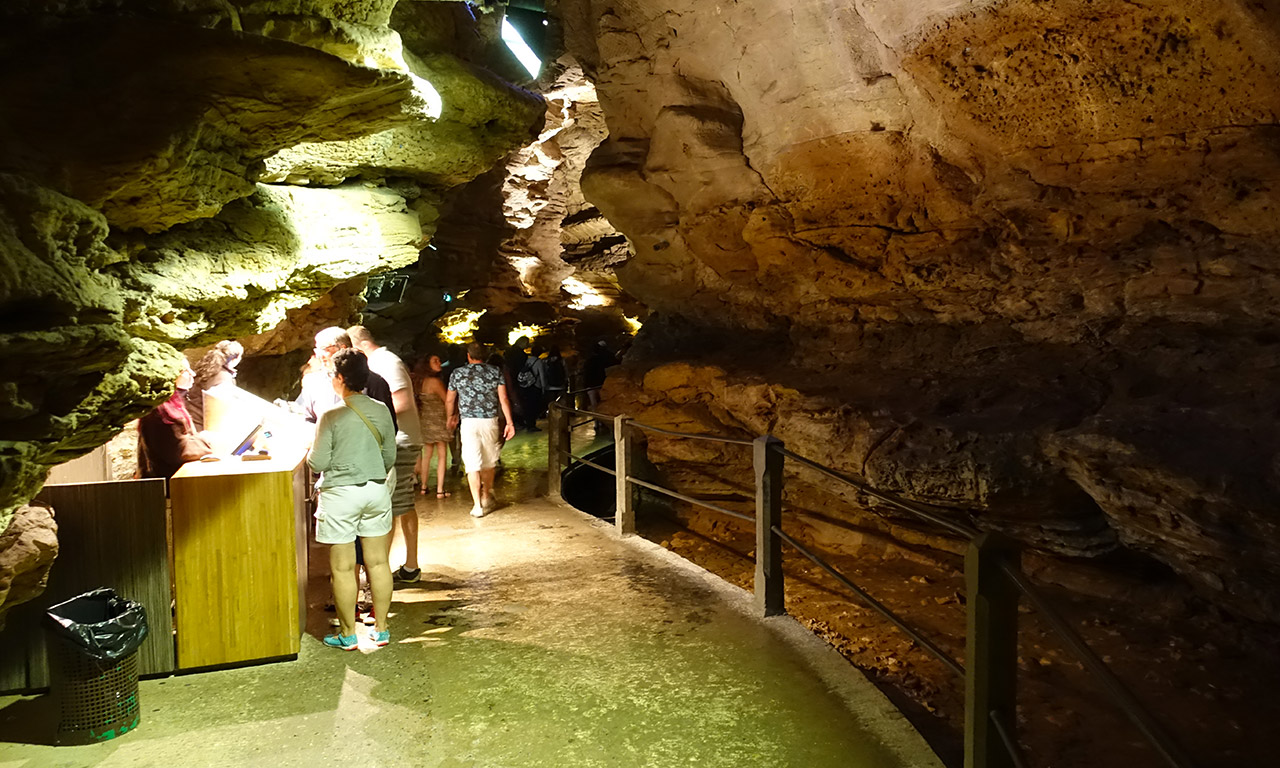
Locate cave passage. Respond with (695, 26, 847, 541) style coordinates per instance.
(0, 430, 939, 768)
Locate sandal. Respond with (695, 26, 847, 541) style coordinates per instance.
(436, 491, 451, 498)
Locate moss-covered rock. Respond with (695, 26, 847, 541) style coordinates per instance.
(263, 51, 545, 187)
(0, 17, 414, 233)
(112, 183, 426, 345)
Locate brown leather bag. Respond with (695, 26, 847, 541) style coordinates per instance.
(178, 433, 213, 462)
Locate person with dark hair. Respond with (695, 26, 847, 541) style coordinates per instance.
(308, 348, 397, 650)
(446, 342, 516, 517)
(583, 340, 616, 434)
(583, 340, 614, 398)
(138, 359, 214, 479)
(186, 339, 244, 431)
(417, 353, 453, 498)
(503, 336, 530, 427)
(348, 324, 423, 583)
(540, 344, 568, 416)
(295, 327, 398, 627)
(516, 344, 546, 431)
(487, 350, 516, 446)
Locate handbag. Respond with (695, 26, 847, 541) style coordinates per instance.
(177, 432, 213, 462)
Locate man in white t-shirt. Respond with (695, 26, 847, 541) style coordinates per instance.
(349, 325, 424, 583)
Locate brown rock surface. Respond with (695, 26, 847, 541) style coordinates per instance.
(560, 0, 1280, 624)
(0, 503, 57, 630)
(369, 61, 642, 355)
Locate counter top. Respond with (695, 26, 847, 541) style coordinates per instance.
(171, 444, 308, 479)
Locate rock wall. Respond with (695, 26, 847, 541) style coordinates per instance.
(365, 59, 643, 358)
(0, 504, 57, 631)
(559, 0, 1280, 621)
(0, 0, 543, 617)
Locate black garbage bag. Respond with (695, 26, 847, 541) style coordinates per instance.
(46, 588, 149, 661)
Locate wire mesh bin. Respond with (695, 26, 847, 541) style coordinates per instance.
(44, 588, 149, 746)
(49, 641, 140, 745)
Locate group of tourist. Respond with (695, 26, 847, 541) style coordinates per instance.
(136, 326, 616, 652)
(503, 337, 570, 432)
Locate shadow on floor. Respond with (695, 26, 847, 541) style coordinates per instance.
(0, 694, 57, 746)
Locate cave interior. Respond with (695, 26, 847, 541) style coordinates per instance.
(1, 0, 1279, 766)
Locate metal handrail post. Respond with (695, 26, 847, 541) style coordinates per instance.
(965, 532, 1020, 768)
(754, 435, 785, 617)
(615, 415, 635, 536)
(547, 399, 568, 501)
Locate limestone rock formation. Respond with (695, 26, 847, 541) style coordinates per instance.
(0, 17, 415, 233)
(263, 51, 545, 188)
(0, 174, 180, 526)
(0, 503, 57, 630)
(113, 183, 427, 344)
(358, 61, 641, 358)
(560, 0, 1280, 621)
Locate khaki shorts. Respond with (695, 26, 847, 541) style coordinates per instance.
(315, 481, 392, 544)
(391, 434, 420, 517)
(460, 417, 501, 472)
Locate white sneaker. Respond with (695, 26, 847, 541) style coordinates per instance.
(470, 505, 486, 518)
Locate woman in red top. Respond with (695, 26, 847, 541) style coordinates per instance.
(138, 360, 212, 479)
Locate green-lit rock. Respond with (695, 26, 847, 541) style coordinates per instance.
(0, 175, 178, 532)
(263, 51, 545, 187)
(0, 17, 413, 233)
(112, 183, 427, 345)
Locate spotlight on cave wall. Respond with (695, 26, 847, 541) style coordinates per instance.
(511, 255, 541, 294)
(508, 323, 546, 346)
(501, 17, 542, 79)
(438, 309, 486, 344)
(562, 276, 609, 310)
(625, 316, 643, 335)
(408, 73, 444, 120)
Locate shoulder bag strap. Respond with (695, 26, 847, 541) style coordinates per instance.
(345, 399, 383, 449)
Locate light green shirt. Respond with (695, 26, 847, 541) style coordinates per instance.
(308, 393, 397, 489)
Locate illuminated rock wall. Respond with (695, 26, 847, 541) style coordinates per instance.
(560, 0, 1280, 620)
(371, 61, 641, 356)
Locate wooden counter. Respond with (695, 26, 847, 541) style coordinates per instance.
(169, 445, 309, 670)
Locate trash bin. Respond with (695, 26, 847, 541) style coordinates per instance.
(45, 588, 149, 745)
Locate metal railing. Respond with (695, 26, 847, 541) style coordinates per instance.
(546, 400, 1198, 768)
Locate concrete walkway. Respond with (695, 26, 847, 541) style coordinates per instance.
(0, 436, 941, 768)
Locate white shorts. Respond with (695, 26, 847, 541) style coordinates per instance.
(460, 417, 501, 472)
(315, 481, 392, 544)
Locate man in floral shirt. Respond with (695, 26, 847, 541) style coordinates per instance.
(446, 342, 516, 517)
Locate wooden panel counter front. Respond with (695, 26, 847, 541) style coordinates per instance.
(169, 446, 309, 670)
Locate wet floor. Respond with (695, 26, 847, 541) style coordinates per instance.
(0, 428, 940, 767)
